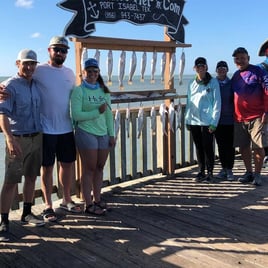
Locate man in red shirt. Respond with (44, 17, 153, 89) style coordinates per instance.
(231, 47, 268, 186)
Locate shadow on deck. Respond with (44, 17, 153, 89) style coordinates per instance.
(1, 158, 268, 268)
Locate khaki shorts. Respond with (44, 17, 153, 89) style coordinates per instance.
(234, 118, 268, 149)
(4, 133, 42, 184)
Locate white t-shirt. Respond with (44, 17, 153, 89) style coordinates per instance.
(33, 63, 75, 134)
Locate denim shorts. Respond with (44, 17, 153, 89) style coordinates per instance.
(75, 127, 109, 150)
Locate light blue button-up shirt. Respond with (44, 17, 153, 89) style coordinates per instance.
(0, 74, 42, 135)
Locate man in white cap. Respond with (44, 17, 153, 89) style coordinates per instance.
(33, 36, 81, 221)
(0, 49, 44, 241)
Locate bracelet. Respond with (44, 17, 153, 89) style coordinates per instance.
(209, 125, 216, 131)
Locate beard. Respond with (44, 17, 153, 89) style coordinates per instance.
(52, 56, 65, 65)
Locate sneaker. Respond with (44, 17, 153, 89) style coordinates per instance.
(204, 172, 214, 183)
(195, 171, 206, 182)
(238, 171, 254, 184)
(0, 221, 9, 233)
(0, 221, 10, 242)
(252, 173, 262, 186)
(215, 169, 227, 180)
(21, 213, 45, 227)
(226, 169, 235, 181)
(263, 156, 268, 168)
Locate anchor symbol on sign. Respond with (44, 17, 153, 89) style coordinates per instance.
(87, 1, 99, 19)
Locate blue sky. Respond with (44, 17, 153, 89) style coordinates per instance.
(1, 0, 267, 77)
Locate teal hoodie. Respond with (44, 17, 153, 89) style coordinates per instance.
(185, 77, 221, 127)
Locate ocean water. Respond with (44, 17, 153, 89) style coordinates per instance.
(0, 75, 191, 94)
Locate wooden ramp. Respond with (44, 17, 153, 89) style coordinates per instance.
(1, 158, 268, 268)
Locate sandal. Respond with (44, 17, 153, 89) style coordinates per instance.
(85, 203, 106, 216)
(95, 200, 111, 211)
(41, 208, 57, 222)
(60, 201, 82, 213)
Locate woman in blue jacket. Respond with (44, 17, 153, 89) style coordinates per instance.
(185, 57, 221, 182)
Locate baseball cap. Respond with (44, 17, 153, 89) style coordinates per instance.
(216, 61, 229, 71)
(195, 57, 207, 66)
(17, 49, 39, 63)
(258, 39, 268, 56)
(84, 58, 99, 69)
(49, 36, 69, 48)
(232, 47, 248, 57)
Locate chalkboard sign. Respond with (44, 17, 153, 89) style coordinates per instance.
(57, 0, 189, 43)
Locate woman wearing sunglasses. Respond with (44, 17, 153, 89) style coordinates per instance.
(185, 57, 221, 183)
(70, 58, 115, 215)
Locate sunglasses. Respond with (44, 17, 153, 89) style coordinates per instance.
(196, 64, 206, 68)
(86, 68, 99, 73)
(217, 66, 227, 70)
(52, 47, 68, 54)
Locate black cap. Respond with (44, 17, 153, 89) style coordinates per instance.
(232, 47, 248, 57)
(258, 39, 268, 56)
(195, 57, 207, 66)
(216, 61, 229, 71)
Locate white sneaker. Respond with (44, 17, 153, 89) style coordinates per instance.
(226, 169, 235, 181)
(263, 156, 268, 168)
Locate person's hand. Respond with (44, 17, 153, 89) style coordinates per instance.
(99, 103, 107, 114)
(262, 112, 268, 124)
(6, 137, 23, 158)
(0, 84, 9, 101)
(109, 136, 116, 148)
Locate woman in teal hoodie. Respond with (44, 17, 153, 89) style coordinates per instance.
(185, 57, 221, 182)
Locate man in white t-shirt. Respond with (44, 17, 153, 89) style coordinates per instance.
(33, 36, 81, 221)
(0, 37, 81, 220)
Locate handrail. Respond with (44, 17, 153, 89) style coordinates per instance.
(70, 36, 191, 52)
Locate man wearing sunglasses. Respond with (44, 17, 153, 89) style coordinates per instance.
(0, 36, 81, 221)
(33, 36, 81, 221)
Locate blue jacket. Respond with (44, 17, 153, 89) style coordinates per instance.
(185, 77, 221, 127)
(258, 57, 268, 74)
(217, 77, 234, 125)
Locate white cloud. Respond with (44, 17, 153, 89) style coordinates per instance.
(30, 32, 41, 38)
(15, 0, 34, 8)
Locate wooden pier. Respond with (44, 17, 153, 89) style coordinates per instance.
(1, 157, 268, 268)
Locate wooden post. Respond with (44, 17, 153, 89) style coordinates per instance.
(163, 28, 176, 175)
(75, 41, 83, 85)
(73, 41, 83, 198)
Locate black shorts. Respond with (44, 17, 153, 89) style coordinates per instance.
(42, 132, 76, 166)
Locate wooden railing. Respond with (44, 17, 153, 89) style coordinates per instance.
(12, 97, 199, 209)
(12, 34, 195, 209)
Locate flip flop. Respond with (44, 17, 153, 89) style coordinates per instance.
(60, 201, 82, 213)
(85, 203, 106, 216)
(42, 208, 57, 222)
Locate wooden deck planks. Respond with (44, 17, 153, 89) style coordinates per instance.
(1, 159, 268, 268)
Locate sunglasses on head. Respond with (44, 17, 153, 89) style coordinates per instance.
(52, 47, 68, 54)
